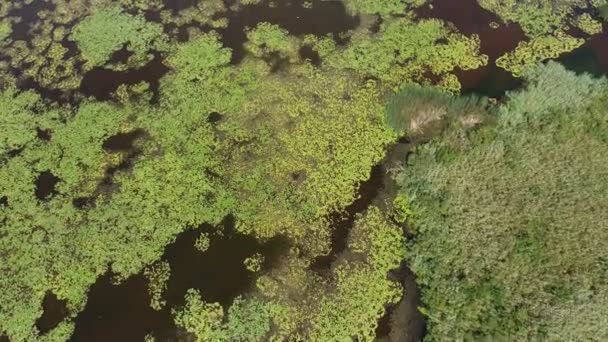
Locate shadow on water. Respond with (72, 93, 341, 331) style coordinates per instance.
(80, 53, 170, 102)
(35, 291, 69, 335)
(417, 0, 527, 98)
(376, 264, 426, 342)
(221, 0, 359, 64)
(71, 216, 288, 342)
(558, 23, 608, 77)
(102, 130, 145, 152)
(310, 164, 384, 271)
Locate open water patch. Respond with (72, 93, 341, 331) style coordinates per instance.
(35, 291, 69, 335)
(35, 171, 60, 201)
(221, 0, 359, 64)
(80, 53, 170, 102)
(70, 217, 289, 341)
(558, 23, 608, 77)
(417, 0, 527, 98)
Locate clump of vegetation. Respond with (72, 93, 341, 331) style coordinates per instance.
(385, 84, 490, 141)
(342, 0, 427, 16)
(478, 0, 594, 37)
(324, 17, 488, 89)
(71, 7, 168, 69)
(245, 22, 301, 64)
(573, 12, 604, 35)
(396, 63, 608, 340)
(496, 32, 584, 77)
(194, 233, 211, 253)
(244, 253, 265, 272)
(144, 261, 171, 310)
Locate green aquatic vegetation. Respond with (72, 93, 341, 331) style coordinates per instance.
(71, 7, 168, 69)
(144, 261, 170, 310)
(309, 207, 405, 340)
(496, 32, 584, 77)
(174, 292, 279, 342)
(245, 22, 301, 63)
(194, 233, 211, 252)
(0, 19, 10, 41)
(158, 0, 228, 32)
(342, 0, 427, 15)
(222, 65, 393, 246)
(573, 12, 604, 35)
(385, 83, 465, 139)
(173, 289, 224, 340)
(326, 17, 487, 89)
(0, 86, 42, 155)
(0, 0, 104, 90)
(396, 63, 608, 340)
(244, 253, 264, 272)
(477, 0, 587, 37)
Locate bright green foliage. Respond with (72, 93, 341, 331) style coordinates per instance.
(573, 13, 604, 35)
(71, 7, 168, 68)
(245, 22, 301, 63)
(392, 193, 414, 224)
(194, 233, 211, 252)
(496, 32, 584, 77)
(0, 20, 10, 41)
(10, 0, 607, 340)
(222, 65, 393, 246)
(0, 0, 92, 90)
(173, 289, 224, 340)
(309, 207, 405, 340)
(0, 87, 41, 155)
(144, 261, 171, 310)
(327, 17, 488, 88)
(244, 253, 264, 273)
(397, 64, 608, 340)
(342, 0, 427, 15)
(158, 0, 228, 32)
(174, 292, 278, 342)
(478, 0, 590, 37)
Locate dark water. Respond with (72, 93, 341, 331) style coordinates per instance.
(558, 23, 608, 77)
(70, 217, 288, 342)
(220, 0, 359, 64)
(34, 171, 60, 201)
(36, 128, 52, 141)
(70, 273, 165, 342)
(417, 0, 526, 97)
(7, 0, 54, 42)
(36, 291, 69, 335)
(80, 53, 170, 102)
(376, 265, 426, 342)
(102, 130, 145, 152)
